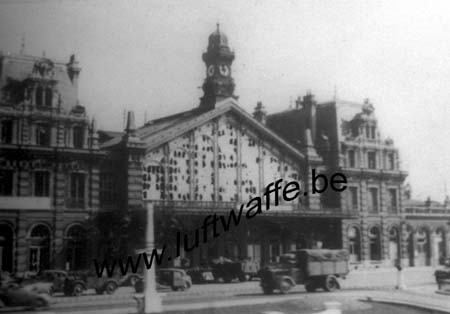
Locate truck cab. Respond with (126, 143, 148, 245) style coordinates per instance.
(259, 249, 349, 294)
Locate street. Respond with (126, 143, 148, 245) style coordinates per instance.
(3, 266, 444, 314)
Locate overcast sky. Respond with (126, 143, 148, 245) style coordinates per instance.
(1, 0, 449, 202)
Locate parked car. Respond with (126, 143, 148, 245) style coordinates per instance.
(211, 257, 246, 283)
(0, 285, 50, 310)
(259, 249, 349, 294)
(434, 258, 450, 290)
(186, 267, 215, 284)
(19, 269, 69, 295)
(67, 270, 119, 295)
(134, 268, 192, 292)
(118, 273, 143, 287)
(62, 271, 92, 296)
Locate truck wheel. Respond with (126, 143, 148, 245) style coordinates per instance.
(262, 286, 274, 294)
(223, 276, 232, 283)
(305, 283, 316, 292)
(129, 275, 139, 286)
(32, 297, 48, 310)
(72, 283, 84, 296)
(279, 279, 293, 294)
(323, 275, 338, 292)
(105, 281, 117, 295)
(238, 273, 247, 282)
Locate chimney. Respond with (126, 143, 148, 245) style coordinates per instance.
(302, 92, 317, 143)
(253, 101, 267, 124)
(125, 111, 136, 135)
(67, 54, 81, 86)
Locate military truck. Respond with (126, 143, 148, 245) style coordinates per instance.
(259, 249, 349, 294)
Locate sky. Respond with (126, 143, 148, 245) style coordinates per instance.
(0, 0, 449, 202)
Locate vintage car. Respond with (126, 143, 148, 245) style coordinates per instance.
(0, 284, 50, 310)
(135, 268, 192, 292)
(210, 257, 246, 283)
(186, 267, 215, 284)
(19, 269, 68, 295)
(434, 258, 450, 290)
(67, 270, 120, 295)
(259, 249, 349, 294)
(118, 273, 142, 287)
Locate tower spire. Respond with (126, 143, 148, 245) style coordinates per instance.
(199, 24, 235, 111)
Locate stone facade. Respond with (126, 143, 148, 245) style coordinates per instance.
(0, 52, 144, 274)
(267, 94, 450, 268)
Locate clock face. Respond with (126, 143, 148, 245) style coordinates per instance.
(219, 64, 229, 76)
(207, 65, 215, 77)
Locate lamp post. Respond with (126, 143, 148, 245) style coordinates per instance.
(143, 201, 162, 313)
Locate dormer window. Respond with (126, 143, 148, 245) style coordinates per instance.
(36, 124, 51, 146)
(73, 126, 84, 149)
(35, 86, 53, 107)
(36, 87, 43, 106)
(370, 126, 376, 139)
(45, 88, 52, 107)
(387, 153, 395, 170)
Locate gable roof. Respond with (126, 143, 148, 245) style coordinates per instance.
(137, 98, 305, 161)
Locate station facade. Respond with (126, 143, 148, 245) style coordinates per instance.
(1, 26, 449, 274)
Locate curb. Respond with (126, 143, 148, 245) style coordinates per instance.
(363, 296, 450, 314)
(50, 284, 401, 305)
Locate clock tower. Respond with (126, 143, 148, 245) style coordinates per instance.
(200, 24, 236, 111)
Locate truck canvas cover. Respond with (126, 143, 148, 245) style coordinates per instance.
(298, 249, 349, 262)
(297, 249, 349, 277)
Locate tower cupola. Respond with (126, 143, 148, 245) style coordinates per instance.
(200, 24, 236, 111)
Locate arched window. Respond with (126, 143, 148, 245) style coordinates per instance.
(369, 226, 381, 261)
(66, 225, 87, 270)
(348, 226, 361, 262)
(29, 224, 51, 271)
